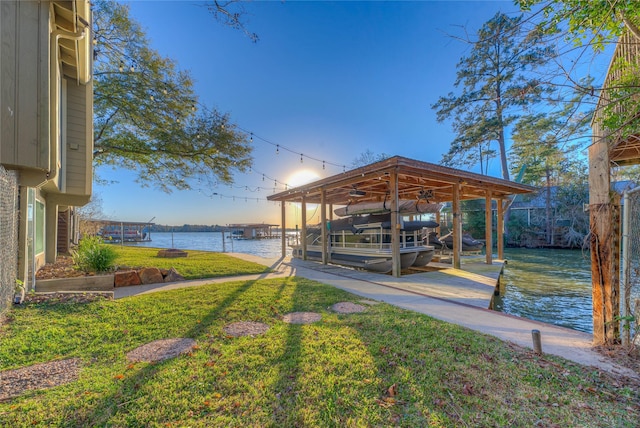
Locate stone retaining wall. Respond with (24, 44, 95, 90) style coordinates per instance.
(35, 267, 185, 293)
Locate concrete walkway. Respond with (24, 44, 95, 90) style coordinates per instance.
(114, 253, 637, 379)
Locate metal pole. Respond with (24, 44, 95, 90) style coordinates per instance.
(621, 186, 640, 344)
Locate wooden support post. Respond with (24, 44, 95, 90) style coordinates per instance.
(391, 170, 401, 277)
(301, 195, 307, 260)
(497, 198, 504, 260)
(452, 183, 461, 269)
(321, 190, 327, 265)
(588, 139, 618, 345)
(485, 191, 493, 265)
(45, 203, 59, 263)
(328, 203, 333, 262)
(281, 202, 286, 257)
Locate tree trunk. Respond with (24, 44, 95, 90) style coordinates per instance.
(495, 93, 512, 240)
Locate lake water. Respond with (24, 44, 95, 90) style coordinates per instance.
(127, 231, 293, 259)
(494, 248, 592, 333)
(124, 232, 593, 333)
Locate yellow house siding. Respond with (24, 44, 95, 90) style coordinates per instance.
(0, 1, 50, 173)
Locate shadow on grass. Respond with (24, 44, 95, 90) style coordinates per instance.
(269, 279, 304, 426)
(61, 278, 260, 426)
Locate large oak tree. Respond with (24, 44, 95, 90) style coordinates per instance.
(92, 0, 253, 192)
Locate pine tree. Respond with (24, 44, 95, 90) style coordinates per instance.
(432, 12, 552, 181)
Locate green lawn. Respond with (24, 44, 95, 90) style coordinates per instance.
(112, 246, 271, 279)
(1, 274, 638, 427)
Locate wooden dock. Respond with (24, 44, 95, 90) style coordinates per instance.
(291, 256, 504, 309)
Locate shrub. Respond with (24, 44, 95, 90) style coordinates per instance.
(72, 236, 118, 273)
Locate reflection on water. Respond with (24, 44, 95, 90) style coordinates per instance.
(493, 248, 592, 333)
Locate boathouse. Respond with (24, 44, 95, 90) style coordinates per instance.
(226, 223, 280, 240)
(83, 219, 154, 243)
(268, 156, 535, 277)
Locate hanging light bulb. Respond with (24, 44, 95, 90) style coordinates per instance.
(130, 64, 135, 72)
(150, 95, 155, 101)
(191, 104, 196, 111)
(250, 132, 253, 142)
(93, 38, 98, 45)
(276, 144, 279, 155)
(119, 61, 124, 72)
(262, 174, 265, 182)
(322, 161, 326, 170)
(300, 154, 303, 163)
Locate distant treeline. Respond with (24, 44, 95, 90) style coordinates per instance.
(150, 224, 292, 233)
(151, 224, 225, 233)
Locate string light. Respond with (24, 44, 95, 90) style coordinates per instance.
(108, 53, 348, 174)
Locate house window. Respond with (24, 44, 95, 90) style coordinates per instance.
(35, 200, 45, 255)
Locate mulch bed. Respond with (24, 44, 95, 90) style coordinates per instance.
(126, 338, 197, 363)
(23, 292, 113, 305)
(331, 302, 367, 314)
(0, 358, 81, 402)
(34, 256, 89, 280)
(224, 322, 270, 337)
(282, 312, 322, 324)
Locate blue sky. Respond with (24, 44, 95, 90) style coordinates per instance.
(95, 1, 610, 227)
